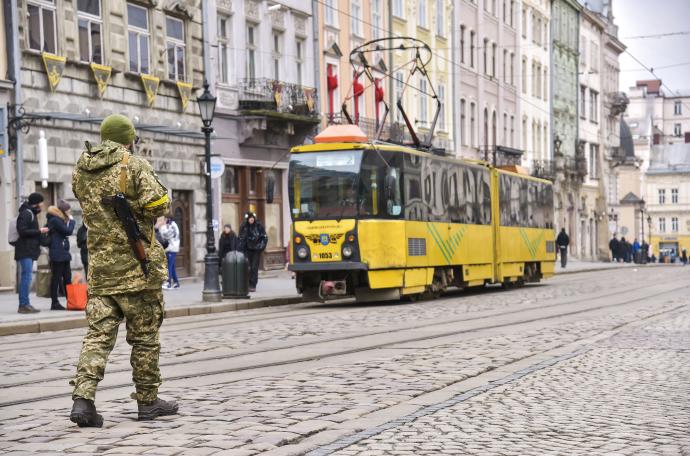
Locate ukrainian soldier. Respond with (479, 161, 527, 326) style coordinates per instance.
(69, 114, 178, 427)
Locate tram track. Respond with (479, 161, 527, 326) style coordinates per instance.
(2, 278, 687, 409)
(0, 265, 661, 352)
(0, 276, 660, 388)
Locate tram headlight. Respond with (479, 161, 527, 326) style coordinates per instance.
(342, 245, 353, 258)
(297, 246, 308, 259)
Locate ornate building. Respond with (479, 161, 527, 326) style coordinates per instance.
(550, 0, 582, 247)
(6, 0, 207, 287)
(207, 0, 318, 269)
(452, 0, 518, 161)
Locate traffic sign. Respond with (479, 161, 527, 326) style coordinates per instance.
(210, 156, 225, 179)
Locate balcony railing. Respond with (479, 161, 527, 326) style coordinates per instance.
(239, 78, 318, 117)
(531, 159, 555, 181)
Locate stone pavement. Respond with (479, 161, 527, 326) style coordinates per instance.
(0, 270, 299, 326)
(0, 266, 687, 455)
(328, 311, 690, 456)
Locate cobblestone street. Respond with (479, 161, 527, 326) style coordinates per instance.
(1, 266, 689, 455)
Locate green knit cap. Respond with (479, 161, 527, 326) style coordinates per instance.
(100, 114, 136, 145)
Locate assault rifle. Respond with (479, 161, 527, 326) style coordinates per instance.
(101, 193, 150, 276)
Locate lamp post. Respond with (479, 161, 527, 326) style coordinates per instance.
(639, 199, 646, 264)
(647, 215, 653, 255)
(197, 81, 221, 302)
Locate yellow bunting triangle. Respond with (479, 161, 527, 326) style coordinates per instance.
(140, 74, 160, 106)
(176, 81, 193, 111)
(41, 53, 66, 93)
(90, 63, 112, 98)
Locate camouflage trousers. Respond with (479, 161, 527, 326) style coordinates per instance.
(71, 289, 164, 403)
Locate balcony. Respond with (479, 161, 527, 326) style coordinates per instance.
(531, 159, 555, 181)
(606, 91, 629, 116)
(239, 78, 319, 119)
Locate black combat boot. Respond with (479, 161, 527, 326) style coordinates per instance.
(70, 397, 103, 428)
(137, 398, 179, 421)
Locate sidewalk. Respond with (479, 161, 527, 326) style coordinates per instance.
(553, 258, 670, 274)
(0, 270, 301, 336)
(0, 261, 673, 336)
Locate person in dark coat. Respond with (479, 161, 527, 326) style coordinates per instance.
(77, 223, 88, 279)
(620, 237, 631, 263)
(555, 228, 570, 268)
(218, 224, 239, 267)
(46, 200, 76, 310)
(14, 192, 49, 313)
(239, 212, 268, 292)
(609, 236, 620, 263)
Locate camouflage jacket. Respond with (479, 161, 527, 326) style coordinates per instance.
(73, 140, 170, 296)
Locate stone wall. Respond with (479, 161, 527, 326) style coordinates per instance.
(15, 0, 210, 278)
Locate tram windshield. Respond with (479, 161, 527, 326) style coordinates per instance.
(288, 150, 364, 221)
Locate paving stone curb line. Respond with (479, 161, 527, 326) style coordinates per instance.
(0, 296, 304, 337)
(0, 263, 668, 337)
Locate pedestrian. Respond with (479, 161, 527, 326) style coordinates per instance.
(13, 192, 49, 314)
(239, 212, 268, 292)
(555, 228, 569, 268)
(159, 215, 181, 290)
(632, 238, 641, 263)
(619, 237, 630, 263)
(70, 114, 178, 427)
(682, 249, 688, 265)
(77, 223, 88, 278)
(218, 224, 239, 266)
(640, 241, 649, 263)
(608, 235, 619, 263)
(46, 200, 76, 310)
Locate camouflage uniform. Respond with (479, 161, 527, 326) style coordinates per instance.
(71, 137, 170, 403)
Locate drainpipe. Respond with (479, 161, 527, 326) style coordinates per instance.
(7, 0, 23, 207)
(388, 0, 394, 135)
(312, 0, 321, 133)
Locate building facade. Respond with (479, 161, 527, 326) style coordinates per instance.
(391, 0, 453, 151)
(453, 0, 518, 161)
(550, 0, 582, 249)
(0, 0, 18, 288)
(318, 0, 388, 138)
(646, 144, 690, 258)
(7, 0, 207, 289)
(207, 0, 318, 269)
(519, 0, 551, 174)
(626, 80, 690, 258)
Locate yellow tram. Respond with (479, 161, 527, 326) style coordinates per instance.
(287, 125, 555, 302)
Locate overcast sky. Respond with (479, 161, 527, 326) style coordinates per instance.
(613, 0, 690, 93)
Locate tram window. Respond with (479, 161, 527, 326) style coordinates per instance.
(463, 168, 476, 224)
(519, 179, 529, 223)
(360, 151, 403, 219)
(480, 170, 491, 224)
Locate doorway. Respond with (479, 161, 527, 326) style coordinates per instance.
(171, 190, 192, 277)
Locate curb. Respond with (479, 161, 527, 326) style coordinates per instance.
(554, 263, 672, 276)
(0, 295, 303, 337)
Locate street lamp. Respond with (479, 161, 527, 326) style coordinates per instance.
(197, 81, 221, 302)
(639, 199, 646, 264)
(647, 215, 652, 246)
